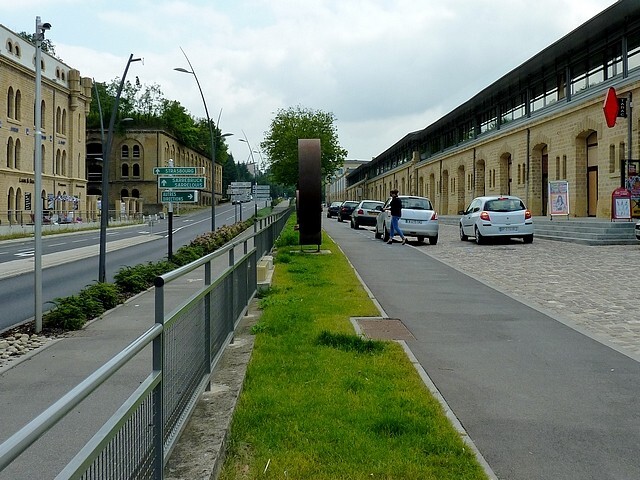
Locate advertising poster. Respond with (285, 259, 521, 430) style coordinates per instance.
(549, 180, 569, 216)
(624, 160, 640, 217)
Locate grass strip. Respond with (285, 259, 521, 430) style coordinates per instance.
(220, 218, 489, 480)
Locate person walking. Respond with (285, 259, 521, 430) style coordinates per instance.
(387, 189, 406, 245)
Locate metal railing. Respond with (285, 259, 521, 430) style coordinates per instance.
(0, 210, 145, 227)
(0, 205, 292, 479)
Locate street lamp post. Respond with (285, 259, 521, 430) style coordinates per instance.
(98, 54, 142, 283)
(175, 48, 230, 232)
(33, 16, 51, 333)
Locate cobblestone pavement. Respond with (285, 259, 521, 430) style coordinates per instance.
(411, 224, 640, 359)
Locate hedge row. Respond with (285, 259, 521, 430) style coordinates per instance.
(43, 219, 253, 332)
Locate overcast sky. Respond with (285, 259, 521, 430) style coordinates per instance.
(2, 0, 619, 165)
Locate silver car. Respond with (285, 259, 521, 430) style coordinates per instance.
(459, 195, 534, 244)
(374, 195, 439, 244)
(351, 200, 384, 229)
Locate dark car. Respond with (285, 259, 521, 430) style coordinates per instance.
(337, 201, 359, 222)
(326, 201, 342, 218)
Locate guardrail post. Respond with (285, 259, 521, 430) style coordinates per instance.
(204, 261, 212, 390)
(153, 278, 165, 479)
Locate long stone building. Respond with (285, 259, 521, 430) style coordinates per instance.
(347, 1, 640, 220)
(86, 128, 222, 216)
(0, 23, 92, 226)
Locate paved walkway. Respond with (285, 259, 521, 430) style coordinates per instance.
(324, 219, 640, 480)
(422, 224, 640, 360)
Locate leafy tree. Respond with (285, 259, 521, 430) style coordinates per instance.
(18, 32, 58, 58)
(260, 106, 347, 187)
(86, 77, 235, 192)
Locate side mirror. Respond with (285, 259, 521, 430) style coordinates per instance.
(458, 210, 465, 215)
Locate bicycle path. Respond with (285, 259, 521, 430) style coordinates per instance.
(323, 218, 640, 480)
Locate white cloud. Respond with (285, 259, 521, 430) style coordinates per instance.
(1, 0, 618, 162)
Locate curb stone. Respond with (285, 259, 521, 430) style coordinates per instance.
(164, 299, 260, 480)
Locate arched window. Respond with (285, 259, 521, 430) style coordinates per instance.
(55, 149, 61, 175)
(121, 163, 129, 177)
(15, 139, 21, 170)
(14, 44, 20, 57)
(6, 137, 14, 168)
(7, 87, 14, 118)
(132, 189, 140, 198)
(8, 187, 15, 219)
(6, 40, 12, 54)
(121, 145, 129, 158)
(61, 109, 67, 135)
(15, 188, 22, 222)
(41, 100, 46, 130)
(120, 189, 129, 199)
(62, 150, 67, 176)
(56, 107, 61, 133)
(15, 89, 21, 121)
(132, 145, 140, 158)
(132, 163, 140, 177)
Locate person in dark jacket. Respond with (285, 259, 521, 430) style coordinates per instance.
(387, 189, 406, 245)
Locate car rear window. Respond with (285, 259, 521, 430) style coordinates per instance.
(400, 198, 432, 210)
(361, 202, 383, 209)
(484, 198, 525, 212)
(344, 202, 359, 207)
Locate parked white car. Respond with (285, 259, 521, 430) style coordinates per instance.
(459, 195, 534, 244)
(374, 195, 439, 244)
(635, 220, 640, 241)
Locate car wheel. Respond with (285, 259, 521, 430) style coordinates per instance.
(523, 234, 534, 244)
(383, 225, 390, 242)
(337, 215, 343, 222)
(459, 224, 468, 241)
(417, 235, 425, 243)
(429, 235, 438, 245)
(353, 219, 360, 229)
(374, 224, 382, 239)
(474, 226, 484, 245)
(327, 212, 331, 218)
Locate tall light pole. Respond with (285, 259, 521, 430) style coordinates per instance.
(98, 54, 142, 283)
(33, 16, 51, 333)
(175, 48, 231, 232)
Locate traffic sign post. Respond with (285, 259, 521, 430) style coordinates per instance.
(153, 166, 203, 175)
(161, 190, 198, 203)
(158, 176, 206, 189)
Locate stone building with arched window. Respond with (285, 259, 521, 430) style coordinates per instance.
(0, 23, 92, 227)
(346, 1, 640, 220)
(86, 128, 222, 216)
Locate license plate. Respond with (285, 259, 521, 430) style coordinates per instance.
(499, 226, 518, 232)
(405, 219, 422, 224)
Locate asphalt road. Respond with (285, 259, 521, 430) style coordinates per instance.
(0, 201, 258, 331)
(323, 217, 640, 480)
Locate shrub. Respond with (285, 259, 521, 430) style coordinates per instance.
(171, 245, 205, 266)
(43, 296, 89, 331)
(80, 282, 122, 310)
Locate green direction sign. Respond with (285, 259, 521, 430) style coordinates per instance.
(158, 176, 206, 189)
(161, 190, 198, 203)
(153, 166, 202, 175)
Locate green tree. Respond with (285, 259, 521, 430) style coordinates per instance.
(86, 77, 232, 183)
(18, 32, 58, 58)
(260, 106, 347, 187)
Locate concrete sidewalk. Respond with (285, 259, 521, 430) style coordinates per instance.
(0, 256, 252, 479)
